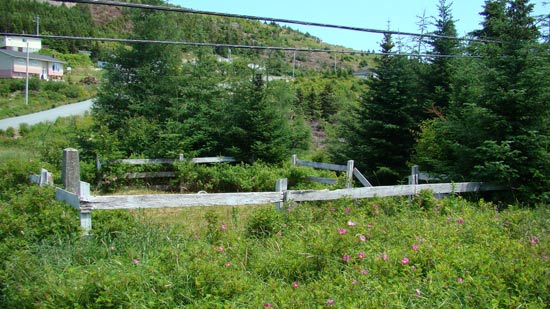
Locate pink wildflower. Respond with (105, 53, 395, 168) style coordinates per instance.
(224, 261, 232, 267)
(416, 289, 422, 297)
(358, 234, 366, 242)
(358, 252, 365, 259)
(401, 257, 410, 265)
(457, 218, 465, 224)
(265, 303, 273, 307)
(338, 228, 347, 235)
(105, 179, 110, 185)
(412, 244, 419, 251)
(530, 237, 539, 245)
(347, 220, 356, 226)
(221, 223, 227, 231)
(542, 253, 548, 259)
(342, 254, 351, 262)
(217, 246, 224, 252)
(292, 281, 300, 288)
(352, 279, 358, 285)
(326, 299, 335, 306)
(367, 224, 373, 229)
(345, 207, 351, 213)
(457, 277, 464, 283)
(360, 269, 369, 275)
(133, 259, 140, 264)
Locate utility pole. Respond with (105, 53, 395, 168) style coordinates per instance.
(25, 40, 29, 105)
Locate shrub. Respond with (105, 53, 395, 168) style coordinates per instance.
(246, 207, 284, 238)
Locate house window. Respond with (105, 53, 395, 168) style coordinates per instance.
(52, 63, 61, 72)
(17, 59, 25, 64)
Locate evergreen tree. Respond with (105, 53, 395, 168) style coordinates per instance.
(92, 5, 184, 156)
(415, 0, 550, 201)
(425, 0, 460, 112)
(332, 33, 422, 185)
(226, 74, 294, 163)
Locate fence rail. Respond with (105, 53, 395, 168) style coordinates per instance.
(291, 154, 372, 188)
(45, 149, 507, 234)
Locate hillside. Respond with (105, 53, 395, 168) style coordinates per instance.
(0, 0, 370, 73)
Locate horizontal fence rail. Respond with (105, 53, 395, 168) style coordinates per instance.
(57, 181, 502, 211)
(46, 149, 507, 234)
(113, 156, 236, 165)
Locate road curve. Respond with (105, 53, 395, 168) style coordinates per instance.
(0, 99, 94, 130)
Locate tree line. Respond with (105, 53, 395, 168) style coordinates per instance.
(67, 0, 550, 202)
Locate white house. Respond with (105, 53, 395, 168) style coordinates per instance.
(0, 36, 65, 81)
(0, 36, 42, 53)
(0, 49, 66, 81)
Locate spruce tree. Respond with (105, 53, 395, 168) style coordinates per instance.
(425, 0, 460, 112)
(333, 33, 422, 185)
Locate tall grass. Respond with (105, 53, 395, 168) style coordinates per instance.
(1, 185, 548, 308)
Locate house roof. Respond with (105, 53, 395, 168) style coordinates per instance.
(0, 49, 66, 63)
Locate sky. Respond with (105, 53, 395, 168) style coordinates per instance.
(170, 0, 548, 52)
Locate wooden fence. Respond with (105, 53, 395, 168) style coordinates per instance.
(44, 148, 505, 234)
(97, 154, 236, 180)
(291, 154, 372, 188)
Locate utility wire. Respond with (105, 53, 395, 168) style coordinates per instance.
(51, 0, 498, 44)
(0, 32, 479, 58)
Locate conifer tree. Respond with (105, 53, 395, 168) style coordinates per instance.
(332, 33, 422, 185)
(425, 0, 460, 112)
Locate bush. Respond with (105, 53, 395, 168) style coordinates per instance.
(246, 207, 284, 238)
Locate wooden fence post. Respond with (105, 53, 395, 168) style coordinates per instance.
(410, 165, 419, 186)
(62, 148, 92, 235)
(291, 154, 297, 166)
(275, 178, 288, 212)
(409, 165, 419, 199)
(346, 160, 354, 189)
(62, 148, 80, 195)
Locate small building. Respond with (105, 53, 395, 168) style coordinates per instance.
(0, 36, 42, 53)
(0, 49, 66, 81)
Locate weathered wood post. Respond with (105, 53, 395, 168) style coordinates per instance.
(62, 148, 92, 234)
(62, 148, 81, 195)
(275, 178, 288, 212)
(346, 160, 354, 189)
(291, 154, 297, 166)
(409, 165, 419, 200)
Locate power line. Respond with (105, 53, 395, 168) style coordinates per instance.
(0, 32, 478, 59)
(51, 0, 498, 44)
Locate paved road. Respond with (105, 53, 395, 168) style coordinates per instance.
(0, 99, 94, 130)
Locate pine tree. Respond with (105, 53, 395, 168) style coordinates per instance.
(226, 74, 294, 163)
(415, 0, 550, 201)
(333, 33, 422, 185)
(425, 0, 460, 112)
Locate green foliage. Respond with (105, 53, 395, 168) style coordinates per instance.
(0, 156, 549, 308)
(245, 207, 284, 238)
(331, 34, 425, 185)
(415, 0, 550, 202)
(0, 157, 50, 199)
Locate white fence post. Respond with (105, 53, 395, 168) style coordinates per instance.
(275, 178, 287, 212)
(291, 154, 297, 166)
(346, 160, 354, 189)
